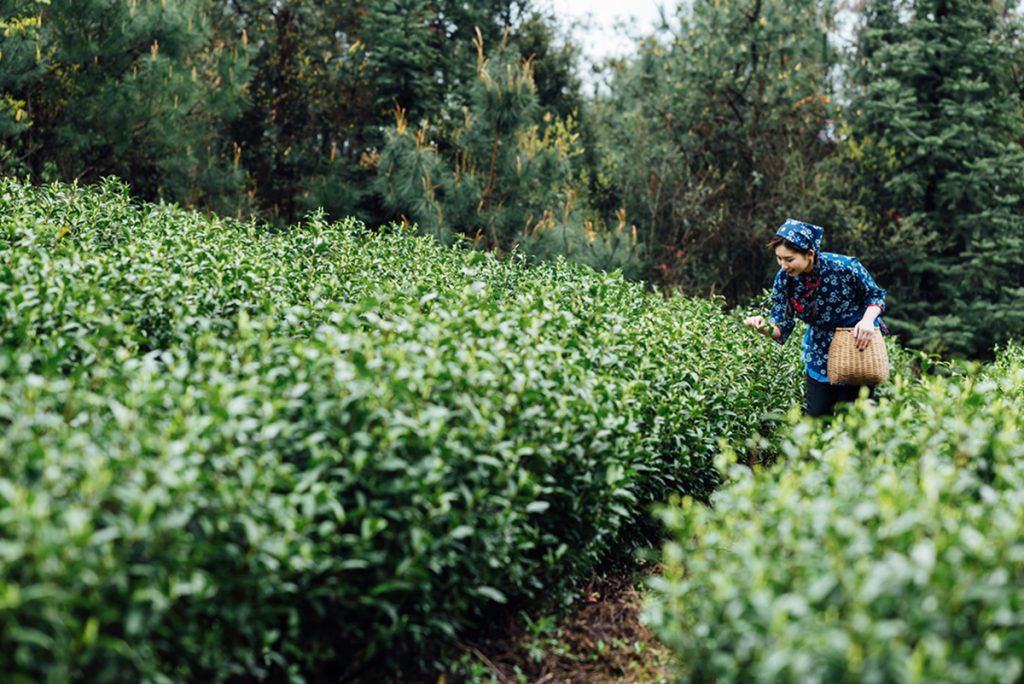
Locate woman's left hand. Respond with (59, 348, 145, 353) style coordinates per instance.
(852, 320, 876, 351)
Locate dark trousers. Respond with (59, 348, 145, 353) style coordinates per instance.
(805, 374, 876, 418)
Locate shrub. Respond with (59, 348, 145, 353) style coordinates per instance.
(648, 349, 1024, 683)
(1, 177, 804, 679)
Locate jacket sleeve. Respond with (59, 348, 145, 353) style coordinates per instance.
(850, 258, 886, 310)
(768, 269, 796, 345)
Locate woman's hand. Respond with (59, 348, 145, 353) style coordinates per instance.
(744, 315, 778, 338)
(853, 319, 876, 351)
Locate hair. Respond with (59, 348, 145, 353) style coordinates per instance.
(768, 236, 812, 255)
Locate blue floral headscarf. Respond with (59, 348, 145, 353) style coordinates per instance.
(775, 218, 824, 254)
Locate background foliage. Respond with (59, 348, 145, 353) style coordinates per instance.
(2, 0, 1022, 357)
(591, 0, 841, 300)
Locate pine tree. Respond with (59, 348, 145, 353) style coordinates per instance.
(0, 0, 48, 175)
(1, 0, 252, 212)
(210, 0, 578, 226)
(212, 1, 369, 222)
(843, 0, 1024, 357)
(373, 33, 642, 274)
(374, 34, 573, 250)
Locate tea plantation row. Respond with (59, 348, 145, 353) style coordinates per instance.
(649, 346, 1024, 683)
(1, 178, 808, 680)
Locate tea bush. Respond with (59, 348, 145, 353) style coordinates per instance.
(649, 346, 1024, 683)
(1, 178, 805, 679)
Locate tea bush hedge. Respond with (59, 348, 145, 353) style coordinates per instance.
(649, 346, 1024, 683)
(1, 178, 806, 680)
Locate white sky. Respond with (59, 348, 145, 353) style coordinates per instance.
(547, 0, 671, 64)
(544, 1, 864, 93)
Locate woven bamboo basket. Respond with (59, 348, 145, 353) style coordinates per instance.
(827, 328, 889, 385)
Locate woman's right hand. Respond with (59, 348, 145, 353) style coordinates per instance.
(743, 315, 776, 337)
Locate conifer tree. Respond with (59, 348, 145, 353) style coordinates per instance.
(1, 0, 252, 212)
(375, 34, 574, 251)
(374, 34, 642, 275)
(212, 1, 370, 222)
(210, 0, 578, 226)
(842, 0, 1024, 357)
(0, 0, 48, 175)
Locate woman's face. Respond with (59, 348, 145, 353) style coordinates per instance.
(775, 244, 814, 276)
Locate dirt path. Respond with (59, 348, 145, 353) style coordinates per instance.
(446, 565, 675, 683)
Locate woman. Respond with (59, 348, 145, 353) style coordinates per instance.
(743, 218, 887, 418)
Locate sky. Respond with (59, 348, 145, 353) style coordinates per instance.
(543, 1, 864, 92)
(546, 0, 671, 64)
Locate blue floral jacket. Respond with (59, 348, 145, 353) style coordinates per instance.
(769, 252, 887, 383)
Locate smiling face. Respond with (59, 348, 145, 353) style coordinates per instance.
(775, 243, 815, 277)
